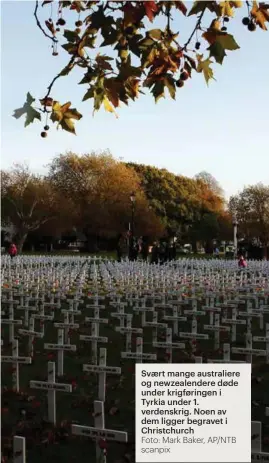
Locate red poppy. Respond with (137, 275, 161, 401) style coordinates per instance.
(32, 401, 41, 408)
(98, 439, 107, 449)
(47, 353, 54, 360)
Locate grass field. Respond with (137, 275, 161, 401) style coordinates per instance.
(2, 281, 269, 462)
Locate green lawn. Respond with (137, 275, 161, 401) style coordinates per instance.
(1, 289, 269, 462)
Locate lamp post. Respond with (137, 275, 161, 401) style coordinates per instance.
(233, 215, 238, 258)
(129, 192, 136, 260)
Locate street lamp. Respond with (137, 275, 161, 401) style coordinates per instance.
(129, 192, 136, 260)
(233, 215, 238, 258)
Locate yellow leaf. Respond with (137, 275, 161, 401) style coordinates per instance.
(196, 54, 216, 86)
(220, 1, 243, 17)
(251, 1, 269, 30)
(103, 96, 118, 118)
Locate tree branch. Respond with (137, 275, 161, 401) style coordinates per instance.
(34, 1, 58, 44)
(183, 6, 206, 51)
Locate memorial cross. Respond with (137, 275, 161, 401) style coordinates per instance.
(1, 315, 22, 344)
(83, 347, 121, 401)
(16, 296, 37, 327)
(162, 305, 187, 336)
(153, 327, 185, 362)
(80, 323, 108, 365)
(253, 323, 269, 364)
(208, 342, 246, 364)
(44, 328, 77, 376)
(33, 304, 54, 336)
(122, 336, 157, 362)
(13, 436, 26, 463)
(203, 314, 230, 350)
(111, 304, 130, 329)
(18, 316, 44, 356)
(54, 312, 79, 344)
(222, 307, 246, 342)
(1, 339, 32, 391)
(30, 361, 72, 424)
(72, 400, 128, 463)
(179, 320, 209, 352)
(232, 333, 267, 363)
(202, 303, 221, 325)
(142, 311, 167, 344)
(116, 314, 142, 351)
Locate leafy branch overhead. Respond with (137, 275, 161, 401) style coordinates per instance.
(13, 1, 269, 136)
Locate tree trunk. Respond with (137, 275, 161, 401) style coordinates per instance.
(17, 233, 28, 253)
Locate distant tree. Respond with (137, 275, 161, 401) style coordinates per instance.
(195, 171, 224, 198)
(1, 164, 66, 252)
(48, 152, 163, 249)
(229, 183, 269, 257)
(13, 1, 269, 137)
(127, 162, 226, 239)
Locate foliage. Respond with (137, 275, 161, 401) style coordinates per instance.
(48, 152, 164, 240)
(195, 170, 224, 198)
(126, 162, 226, 237)
(13, 1, 269, 136)
(1, 164, 67, 251)
(229, 183, 269, 254)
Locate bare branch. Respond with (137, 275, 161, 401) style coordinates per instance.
(34, 1, 58, 44)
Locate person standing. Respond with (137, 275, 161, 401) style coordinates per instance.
(8, 243, 17, 259)
(141, 238, 149, 261)
(238, 255, 247, 269)
(151, 241, 159, 264)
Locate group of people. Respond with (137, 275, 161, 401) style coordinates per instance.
(116, 234, 149, 262)
(116, 234, 177, 264)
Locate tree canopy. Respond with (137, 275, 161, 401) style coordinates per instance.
(229, 184, 269, 256)
(13, 1, 269, 137)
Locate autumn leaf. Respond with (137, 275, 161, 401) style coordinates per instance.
(45, 20, 56, 36)
(188, 1, 221, 17)
(147, 29, 163, 40)
(143, 1, 159, 21)
(150, 80, 165, 102)
(174, 1, 187, 15)
(13, 92, 41, 127)
(50, 101, 82, 134)
(103, 96, 118, 118)
(251, 1, 269, 30)
(219, 1, 243, 17)
(164, 75, 176, 99)
(208, 33, 240, 64)
(196, 54, 215, 85)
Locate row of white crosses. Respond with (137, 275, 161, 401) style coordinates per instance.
(2, 256, 269, 463)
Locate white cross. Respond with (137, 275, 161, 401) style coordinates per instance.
(179, 319, 208, 353)
(16, 296, 37, 327)
(54, 312, 79, 344)
(30, 361, 72, 424)
(72, 400, 128, 463)
(18, 316, 43, 356)
(222, 307, 246, 342)
(83, 347, 121, 401)
(153, 327, 185, 362)
(162, 305, 187, 336)
(13, 436, 26, 463)
(208, 343, 246, 364)
(203, 313, 230, 350)
(253, 323, 269, 364)
(116, 314, 142, 351)
(232, 333, 267, 363)
(122, 337, 157, 362)
(142, 311, 167, 345)
(2, 339, 32, 391)
(80, 324, 108, 365)
(44, 328, 77, 376)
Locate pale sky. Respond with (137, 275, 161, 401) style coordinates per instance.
(1, 1, 269, 199)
